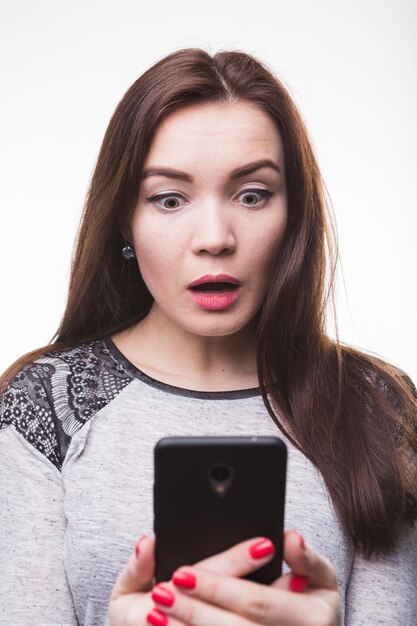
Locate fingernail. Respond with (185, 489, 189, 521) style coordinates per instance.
(135, 535, 146, 558)
(290, 530, 306, 551)
(147, 608, 168, 626)
(249, 538, 275, 559)
(289, 574, 309, 592)
(152, 584, 175, 607)
(172, 569, 196, 589)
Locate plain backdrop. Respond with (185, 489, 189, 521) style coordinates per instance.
(0, 0, 416, 382)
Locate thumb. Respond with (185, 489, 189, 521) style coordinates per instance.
(274, 530, 338, 591)
(110, 535, 155, 601)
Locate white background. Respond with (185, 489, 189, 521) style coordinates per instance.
(0, 0, 416, 382)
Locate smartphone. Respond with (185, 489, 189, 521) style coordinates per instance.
(154, 436, 287, 584)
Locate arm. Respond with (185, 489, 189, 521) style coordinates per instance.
(0, 367, 78, 625)
(344, 523, 417, 625)
(343, 372, 417, 624)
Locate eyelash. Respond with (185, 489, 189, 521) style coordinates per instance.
(145, 188, 274, 213)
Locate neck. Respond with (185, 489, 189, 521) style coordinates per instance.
(111, 304, 259, 391)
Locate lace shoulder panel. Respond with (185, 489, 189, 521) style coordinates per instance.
(0, 339, 132, 471)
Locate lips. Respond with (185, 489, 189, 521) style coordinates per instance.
(187, 274, 241, 311)
(188, 274, 241, 292)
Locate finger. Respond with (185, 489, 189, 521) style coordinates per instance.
(110, 535, 156, 601)
(193, 536, 277, 578)
(150, 572, 328, 626)
(151, 580, 257, 626)
(273, 530, 338, 591)
(146, 606, 187, 626)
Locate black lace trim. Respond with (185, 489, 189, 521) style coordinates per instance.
(0, 340, 132, 471)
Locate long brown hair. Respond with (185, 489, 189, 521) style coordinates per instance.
(2, 47, 417, 557)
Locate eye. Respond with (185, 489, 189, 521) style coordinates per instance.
(145, 193, 186, 213)
(238, 188, 273, 208)
(145, 188, 274, 213)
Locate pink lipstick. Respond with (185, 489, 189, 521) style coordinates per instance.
(188, 274, 241, 311)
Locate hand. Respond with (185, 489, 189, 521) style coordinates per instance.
(107, 531, 341, 626)
(148, 530, 341, 626)
(107, 535, 194, 626)
(107, 535, 157, 626)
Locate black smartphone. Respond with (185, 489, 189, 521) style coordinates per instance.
(154, 436, 287, 584)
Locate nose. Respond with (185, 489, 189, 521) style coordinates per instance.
(191, 202, 236, 256)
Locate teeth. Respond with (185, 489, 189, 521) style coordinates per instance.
(192, 282, 237, 293)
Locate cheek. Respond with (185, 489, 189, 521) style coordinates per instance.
(132, 220, 184, 287)
(251, 214, 287, 278)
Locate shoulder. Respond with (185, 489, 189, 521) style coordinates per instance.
(342, 348, 416, 408)
(0, 338, 133, 470)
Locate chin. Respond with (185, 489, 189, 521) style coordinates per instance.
(184, 317, 254, 338)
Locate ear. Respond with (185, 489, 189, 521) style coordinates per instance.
(120, 223, 133, 244)
(120, 204, 136, 243)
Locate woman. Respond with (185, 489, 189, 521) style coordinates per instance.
(0, 47, 416, 626)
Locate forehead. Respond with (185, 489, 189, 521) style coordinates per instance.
(143, 101, 284, 173)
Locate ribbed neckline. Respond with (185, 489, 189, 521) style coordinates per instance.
(102, 336, 262, 400)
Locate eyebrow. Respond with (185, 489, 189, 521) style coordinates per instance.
(141, 159, 281, 183)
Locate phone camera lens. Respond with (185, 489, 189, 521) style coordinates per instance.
(211, 465, 230, 481)
(208, 463, 234, 497)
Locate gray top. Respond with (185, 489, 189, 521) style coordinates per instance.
(0, 337, 416, 626)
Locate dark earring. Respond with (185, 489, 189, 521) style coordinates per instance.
(122, 244, 136, 259)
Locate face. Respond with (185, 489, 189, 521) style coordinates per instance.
(130, 101, 287, 339)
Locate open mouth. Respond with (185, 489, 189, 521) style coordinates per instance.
(189, 282, 239, 293)
(188, 277, 241, 310)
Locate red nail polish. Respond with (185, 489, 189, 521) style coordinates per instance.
(147, 608, 168, 626)
(152, 585, 175, 607)
(172, 570, 196, 589)
(289, 574, 309, 592)
(249, 538, 275, 559)
(135, 535, 146, 558)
